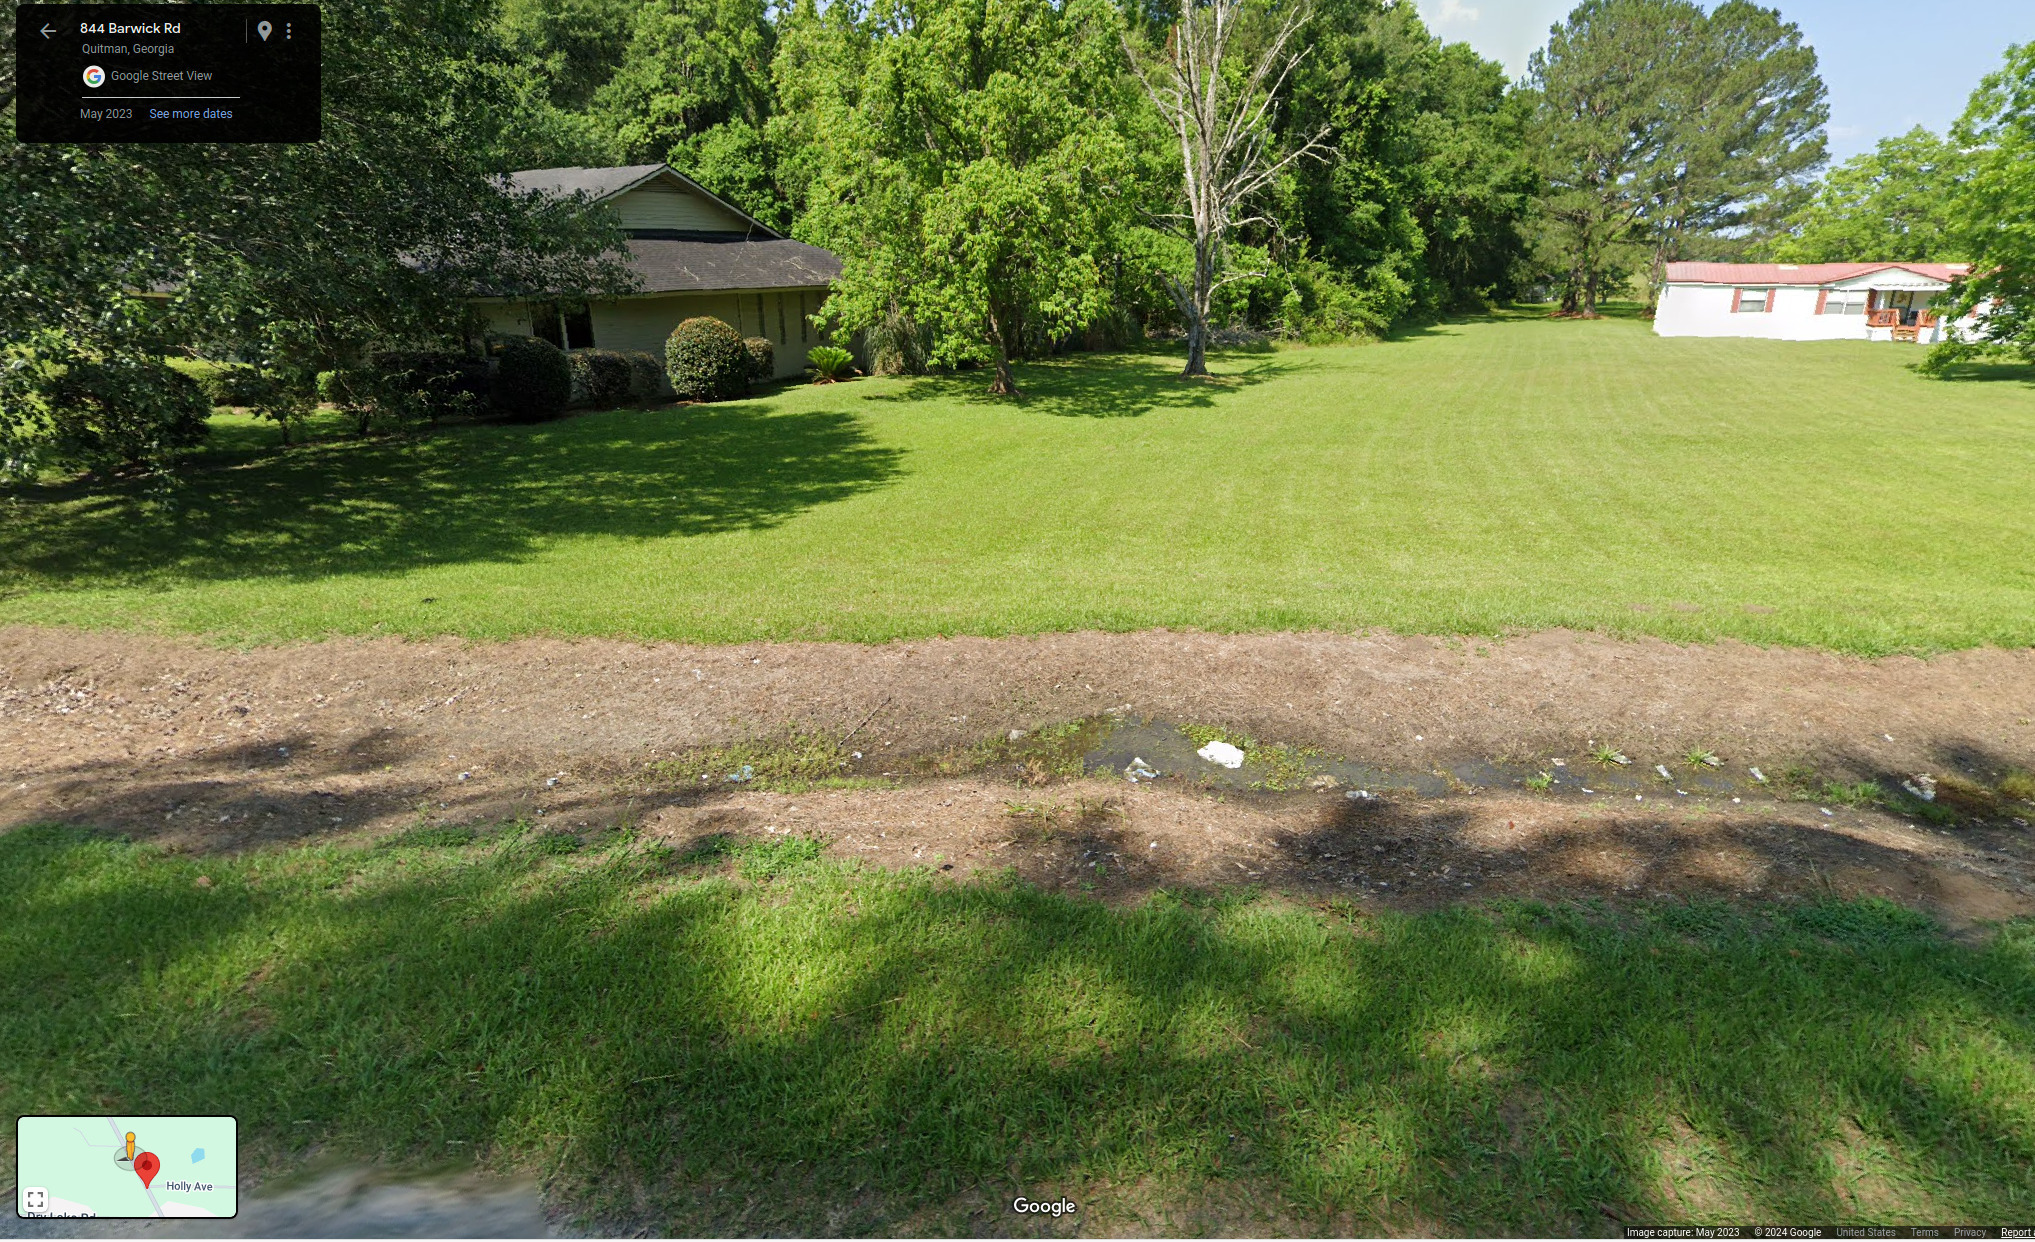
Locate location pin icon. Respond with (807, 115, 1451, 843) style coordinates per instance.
(134, 1151, 160, 1190)
(257, 20, 271, 40)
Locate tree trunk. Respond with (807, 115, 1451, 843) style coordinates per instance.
(1182, 236, 1215, 377)
(988, 349, 1020, 397)
(1583, 269, 1600, 318)
(986, 307, 1022, 397)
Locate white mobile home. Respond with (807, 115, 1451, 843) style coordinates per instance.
(1653, 262, 1977, 344)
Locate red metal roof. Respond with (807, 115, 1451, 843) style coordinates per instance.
(1662, 261, 1969, 286)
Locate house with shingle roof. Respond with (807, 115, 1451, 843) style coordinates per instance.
(473, 164, 842, 380)
(1654, 262, 1980, 344)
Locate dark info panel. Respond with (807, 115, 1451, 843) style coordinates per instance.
(16, 4, 320, 142)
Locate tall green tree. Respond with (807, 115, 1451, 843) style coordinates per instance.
(1760, 126, 1967, 263)
(1642, 0, 1827, 292)
(1526, 0, 1689, 315)
(1926, 42, 2035, 372)
(1277, 1, 1536, 320)
(1526, 0, 1827, 315)
(791, 0, 1136, 395)
(588, 0, 774, 167)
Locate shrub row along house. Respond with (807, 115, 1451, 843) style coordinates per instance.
(1653, 263, 1979, 343)
(476, 164, 842, 381)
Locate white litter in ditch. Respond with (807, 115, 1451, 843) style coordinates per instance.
(1196, 740, 1246, 769)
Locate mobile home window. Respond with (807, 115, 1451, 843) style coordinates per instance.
(1736, 288, 1770, 312)
(1823, 290, 1866, 315)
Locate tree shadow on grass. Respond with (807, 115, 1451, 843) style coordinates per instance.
(870, 351, 1296, 419)
(0, 402, 905, 589)
(5, 821, 2031, 1235)
(1918, 359, 2035, 387)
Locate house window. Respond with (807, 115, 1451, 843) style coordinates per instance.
(562, 304, 594, 349)
(1822, 290, 1866, 315)
(531, 301, 594, 349)
(1735, 288, 1770, 312)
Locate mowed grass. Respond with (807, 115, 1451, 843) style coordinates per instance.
(4, 312, 2034, 653)
(3, 823, 2031, 1233)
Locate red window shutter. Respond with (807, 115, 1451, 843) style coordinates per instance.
(1815, 289, 1829, 315)
(1766, 289, 1777, 312)
(1731, 289, 1743, 312)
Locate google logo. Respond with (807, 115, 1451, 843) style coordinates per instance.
(82, 64, 106, 87)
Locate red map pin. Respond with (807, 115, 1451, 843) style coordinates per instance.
(134, 1151, 160, 1190)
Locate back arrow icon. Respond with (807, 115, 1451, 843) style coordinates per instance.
(41, 22, 56, 36)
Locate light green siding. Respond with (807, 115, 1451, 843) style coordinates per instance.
(592, 291, 825, 379)
(612, 183, 753, 233)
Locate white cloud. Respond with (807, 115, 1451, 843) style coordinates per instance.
(1413, 0, 1576, 78)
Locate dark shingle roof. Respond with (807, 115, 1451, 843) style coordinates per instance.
(625, 236, 841, 293)
(504, 164, 670, 202)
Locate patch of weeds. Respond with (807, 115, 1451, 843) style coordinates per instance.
(1180, 722, 1254, 751)
(1771, 766, 1902, 812)
(1818, 780, 1886, 809)
(1524, 771, 1554, 792)
(1177, 724, 1324, 791)
(1784, 896, 1936, 948)
(673, 834, 738, 867)
(650, 727, 881, 794)
(736, 834, 826, 881)
(1684, 747, 1721, 770)
(2001, 770, 2035, 804)
(1934, 774, 2005, 819)
(1642, 898, 1740, 944)
(532, 830, 583, 856)
(1248, 743, 1323, 792)
(379, 824, 477, 849)
(1589, 742, 1631, 767)
(1772, 764, 1820, 797)
(923, 717, 1114, 785)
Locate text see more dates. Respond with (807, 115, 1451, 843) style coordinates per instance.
(15, 4, 320, 142)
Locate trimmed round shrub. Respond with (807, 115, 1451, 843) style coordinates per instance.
(569, 349, 633, 409)
(665, 316, 750, 402)
(626, 351, 667, 401)
(46, 358, 211, 470)
(489, 335, 571, 421)
(741, 336, 775, 381)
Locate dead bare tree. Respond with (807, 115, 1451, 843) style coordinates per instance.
(1127, 0, 1331, 376)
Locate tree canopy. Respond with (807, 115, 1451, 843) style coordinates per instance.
(1760, 127, 1968, 264)
(1525, 0, 1826, 315)
(1926, 41, 2035, 371)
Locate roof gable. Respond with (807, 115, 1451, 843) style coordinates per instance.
(504, 164, 780, 239)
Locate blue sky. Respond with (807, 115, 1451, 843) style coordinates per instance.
(1411, 0, 2034, 162)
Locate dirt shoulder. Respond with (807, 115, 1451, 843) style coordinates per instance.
(5, 624, 2033, 928)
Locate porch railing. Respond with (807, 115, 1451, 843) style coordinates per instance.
(1866, 309, 1901, 328)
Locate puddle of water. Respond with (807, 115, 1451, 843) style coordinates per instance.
(0, 1166, 553, 1240)
(1082, 718, 1769, 803)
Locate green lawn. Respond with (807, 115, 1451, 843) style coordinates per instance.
(5, 313, 2033, 653)
(4, 823, 2030, 1233)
